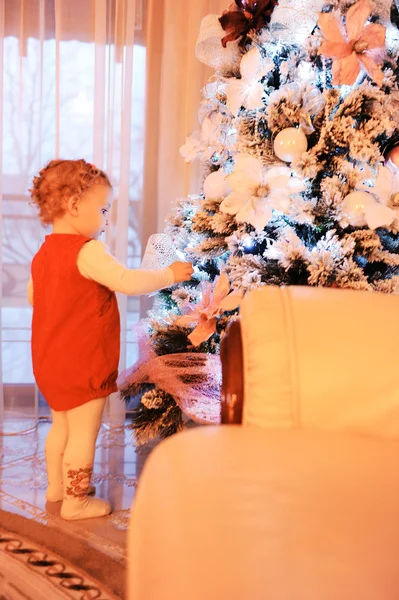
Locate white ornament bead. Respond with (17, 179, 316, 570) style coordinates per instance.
(343, 191, 374, 227)
(274, 127, 308, 163)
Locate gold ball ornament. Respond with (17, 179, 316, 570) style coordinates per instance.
(386, 146, 399, 169)
(273, 127, 308, 163)
(343, 191, 374, 227)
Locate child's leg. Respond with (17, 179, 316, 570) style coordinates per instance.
(60, 397, 111, 521)
(45, 409, 68, 502)
(45, 409, 96, 503)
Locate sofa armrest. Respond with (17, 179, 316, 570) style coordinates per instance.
(221, 319, 244, 424)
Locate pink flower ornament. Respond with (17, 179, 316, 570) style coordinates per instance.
(175, 273, 242, 347)
(318, 0, 386, 87)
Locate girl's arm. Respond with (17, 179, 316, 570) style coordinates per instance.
(27, 275, 34, 306)
(77, 240, 175, 295)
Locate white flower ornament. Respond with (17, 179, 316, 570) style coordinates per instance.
(225, 47, 274, 116)
(180, 112, 226, 164)
(220, 154, 306, 232)
(180, 133, 203, 163)
(353, 165, 399, 229)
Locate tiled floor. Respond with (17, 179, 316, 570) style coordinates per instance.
(0, 418, 150, 565)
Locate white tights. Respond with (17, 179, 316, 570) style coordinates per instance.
(45, 397, 111, 520)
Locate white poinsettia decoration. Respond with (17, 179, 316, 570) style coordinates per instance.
(267, 82, 325, 134)
(180, 112, 228, 164)
(354, 165, 399, 230)
(220, 154, 306, 232)
(202, 81, 219, 103)
(200, 113, 225, 155)
(180, 133, 203, 163)
(198, 80, 228, 123)
(225, 47, 274, 117)
(269, 82, 324, 115)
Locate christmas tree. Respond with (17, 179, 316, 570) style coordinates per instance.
(120, 0, 399, 444)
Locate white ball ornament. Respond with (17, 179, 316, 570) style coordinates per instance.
(274, 127, 308, 163)
(204, 169, 230, 200)
(343, 191, 374, 227)
(386, 146, 399, 170)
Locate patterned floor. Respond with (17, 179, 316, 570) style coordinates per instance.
(0, 419, 150, 564)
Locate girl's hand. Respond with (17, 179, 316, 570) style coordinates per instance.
(170, 261, 194, 283)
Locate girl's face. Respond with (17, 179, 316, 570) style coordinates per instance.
(75, 183, 112, 239)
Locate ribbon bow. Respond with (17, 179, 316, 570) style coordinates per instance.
(219, 0, 279, 48)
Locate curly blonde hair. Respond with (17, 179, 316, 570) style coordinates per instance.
(29, 159, 112, 225)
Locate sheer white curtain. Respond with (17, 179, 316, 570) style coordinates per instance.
(142, 0, 227, 240)
(0, 0, 144, 433)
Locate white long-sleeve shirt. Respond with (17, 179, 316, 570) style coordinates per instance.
(27, 239, 175, 305)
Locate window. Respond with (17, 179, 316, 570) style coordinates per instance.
(2, 32, 146, 414)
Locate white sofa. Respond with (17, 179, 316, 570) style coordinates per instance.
(127, 286, 399, 598)
(127, 427, 399, 599)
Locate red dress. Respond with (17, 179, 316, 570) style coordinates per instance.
(31, 234, 120, 411)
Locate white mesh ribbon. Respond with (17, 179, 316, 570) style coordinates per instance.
(119, 352, 222, 425)
(269, 0, 326, 42)
(141, 233, 179, 270)
(195, 14, 241, 71)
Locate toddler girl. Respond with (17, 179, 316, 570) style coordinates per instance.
(28, 159, 193, 521)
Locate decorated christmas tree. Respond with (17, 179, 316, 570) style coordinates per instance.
(120, 0, 399, 444)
